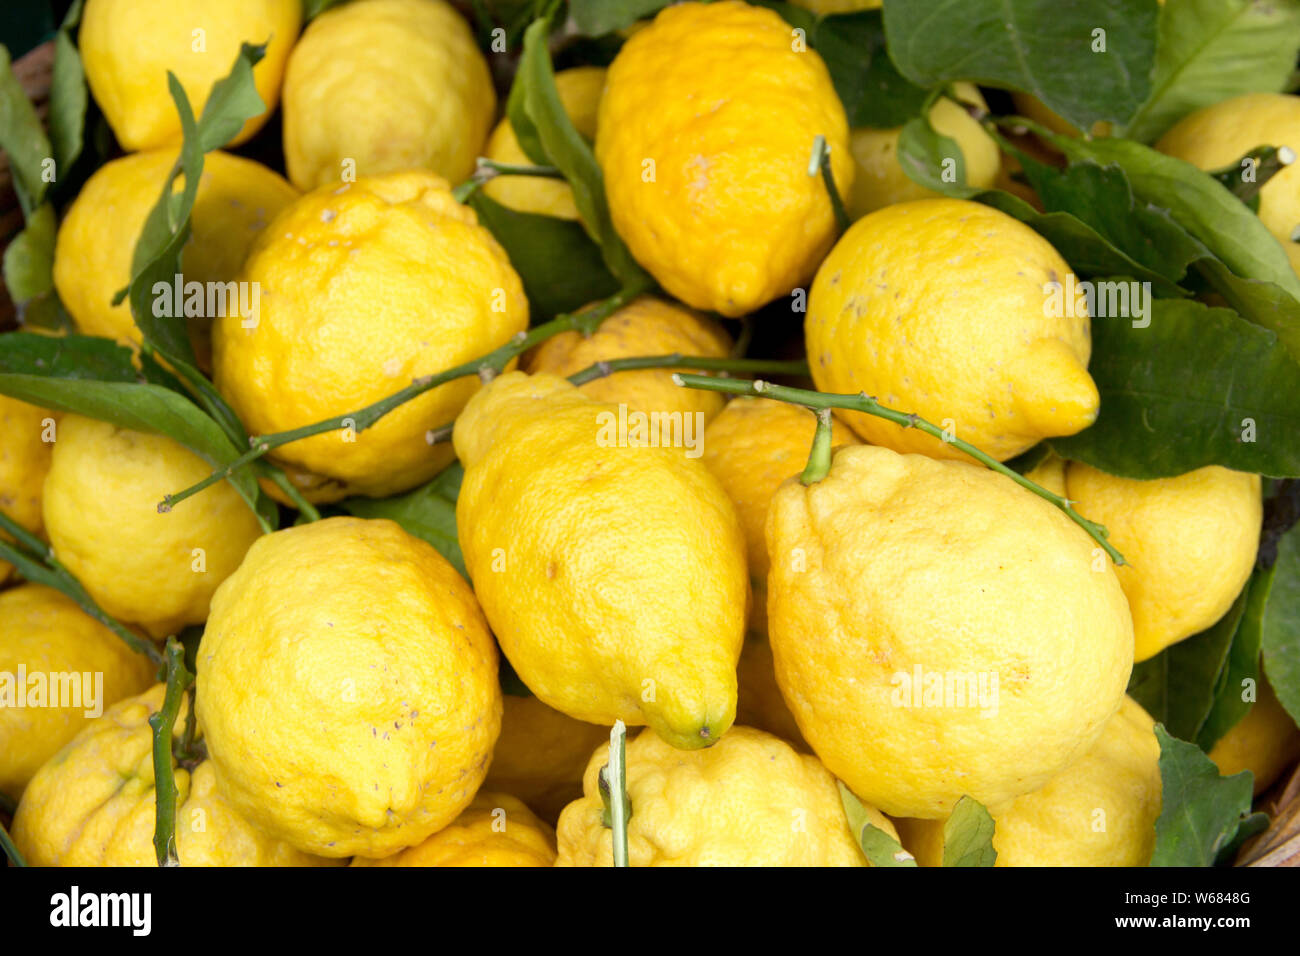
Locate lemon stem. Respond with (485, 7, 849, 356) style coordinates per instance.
(148, 637, 193, 867)
(809, 135, 851, 234)
(672, 374, 1126, 566)
(452, 159, 567, 203)
(598, 720, 630, 867)
(800, 408, 834, 485)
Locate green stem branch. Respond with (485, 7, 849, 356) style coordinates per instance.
(801, 408, 834, 485)
(810, 135, 851, 234)
(148, 638, 193, 867)
(599, 720, 630, 868)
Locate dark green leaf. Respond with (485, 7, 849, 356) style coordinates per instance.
(49, 0, 87, 175)
(897, 112, 966, 191)
(942, 796, 997, 866)
(505, 65, 549, 166)
(751, 1, 818, 35)
(882, 0, 1158, 132)
(1197, 566, 1272, 751)
(1151, 726, 1259, 866)
(814, 11, 928, 128)
(1050, 299, 1300, 478)
(339, 462, 467, 579)
(839, 783, 917, 867)
(1262, 523, 1300, 725)
(303, 0, 347, 20)
(1004, 443, 1049, 476)
(0, 44, 53, 216)
(2, 202, 56, 304)
(569, 0, 668, 35)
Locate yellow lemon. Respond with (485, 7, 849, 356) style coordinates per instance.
(596, 0, 853, 315)
(213, 171, 528, 502)
(52, 149, 298, 352)
(352, 792, 556, 866)
(453, 371, 747, 750)
(0, 396, 55, 584)
(847, 84, 1001, 218)
(1063, 463, 1261, 661)
(81, 0, 301, 151)
(0, 584, 155, 801)
(12, 685, 339, 866)
(897, 696, 1161, 866)
(1210, 674, 1300, 795)
(555, 725, 886, 866)
(522, 295, 732, 423)
(806, 197, 1099, 461)
(195, 517, 501, 858)
(484, 67, 606, 220)
(42, 415, 264, 639)
(767, 445, 1134, 818)
(282, 0, 495, 190)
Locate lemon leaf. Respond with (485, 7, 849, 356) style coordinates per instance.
(838, 783, 917, 867)
(813, 10, 928, 129)
(0, 43, 53, 218)
(1196, 566, 1272, 752)
(1262, 522, 1300, 727)
(2, 202, 55, 306)
(48, 0, 87, 175)
(569, 0, 668, 36)
(942, 796, 997, 867)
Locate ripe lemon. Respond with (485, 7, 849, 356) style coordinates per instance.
(522, 296, 732, 423)
(195, 517, 502, 858)
(453, 371, 747, 750)
(555, 725, 887, 866)
(484, 67, 606, 220)
(897, 696, 1161, 866)
(0, 584, 155, 801)
(52, 149, 298, 352)
(42, 415, 264, 639)
(596, 0, 854, 316)
(1156, 92, 1300, 274)
(1210, 674, 1300, 794)
(12, 685, 339, 866)
(282, 0, 495, 190)
(1063, 463, 1261, 662)
(0, 397, 54, 584)
(767, 445, 1134, 818)
(81, 0, 301, 151)
(806, 197, 1099, 461)
(352, 792, 556, 866)
(213, 171, 528, 501)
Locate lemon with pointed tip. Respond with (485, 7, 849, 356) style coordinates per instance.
(352, 792, 556, 866)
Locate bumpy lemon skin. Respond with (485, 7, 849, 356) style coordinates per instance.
(523, 296, 732, 423)
(81, 0, 301, 151)
(899, 696, 1161, 866)
(806, 198, 1099, 461)
(1157, 93, 1300, 274)
(1064, 463, 1262, 662)
(484, 67, 607, 220)
(282, 0, 495, 191)
(13, 685, 339, 866)
(0, 584, 156, 802)
(556, 725, 884, 866)
(484, 694, 611, 823)
(41, 415, 264, 639)
(453, 372, 747, 751)
(195, 518, 502, 858)
(213, 171, 528, 501)
(53, 149, 298, 351)
(0, 397, 54, 584)
(1210, 675, 1300, 795)
(847, 84, 1001, 219)
(352, 792, 556, 867)
(596, 1, 854, 316)
(767, 445, 1134, 819)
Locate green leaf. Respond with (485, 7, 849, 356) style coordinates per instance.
(882, 0, 1158, 132)
(898, 112, 967, 191)
(1197, 567, 1272, 751)
(569, 0, 668, 35)
(942, 796, 997, 866)
(1121, 0, 1300, 143)
(504, 64, 549, 167)
(468, 193, 621, 319)
(195, 42, 267, 152)
(2, 202, 56, 304)
(813, 11, 928, 128)
(338, 462, 467, 579)
(839, 783, 918, 867)
(49, 0, 87, 175)
(1049, 299, 1300, 478)
(0, 44, 53, 216)
(303, 0, 347, 20)
(751, 1, 818, 35)
(1262, 523, 1300, 725)
(1151, 725, 1261, 866)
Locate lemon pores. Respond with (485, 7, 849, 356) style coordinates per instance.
(0, 397, 54, 584)
(351, 792, 556, 866)
(523, 296, 732, 423)
(13, 686, 339, 866)
(555, 726, 884, 866)
(596, 1, 854, 316)
(282, 0, 495, 190)
(1210, 676, 1300, 795)
(80, 0, 301, 151)
(484, 67, 607, 220)
(0, 585, 156, 801)
(53, 150, 298, 350)
(1063, 463, 1261, 662)
(213, 171, 528, 501)
(807, 198, 1099, 461)
(41, 416, 264, 639)
(767, 445, 1134, 818)
(195, 517, 502, 858)
(453, 371, 747, 750)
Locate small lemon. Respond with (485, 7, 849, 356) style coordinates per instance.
(195, 517, 502, 858)
(81, 0, 301, 151)
(1063, 463, 1262, 661)
(767, 445, 1134, 818)
(806, 197, 1099, 461)
(42, 415, 264, 639)
(453, 371, 747, 750)
(1210, 674, 1300, 795)
(596, 1, 854, 315)
(352, 792, 556, 867)
(282, 0, 495, 190)
(0, 396, 55, 584)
